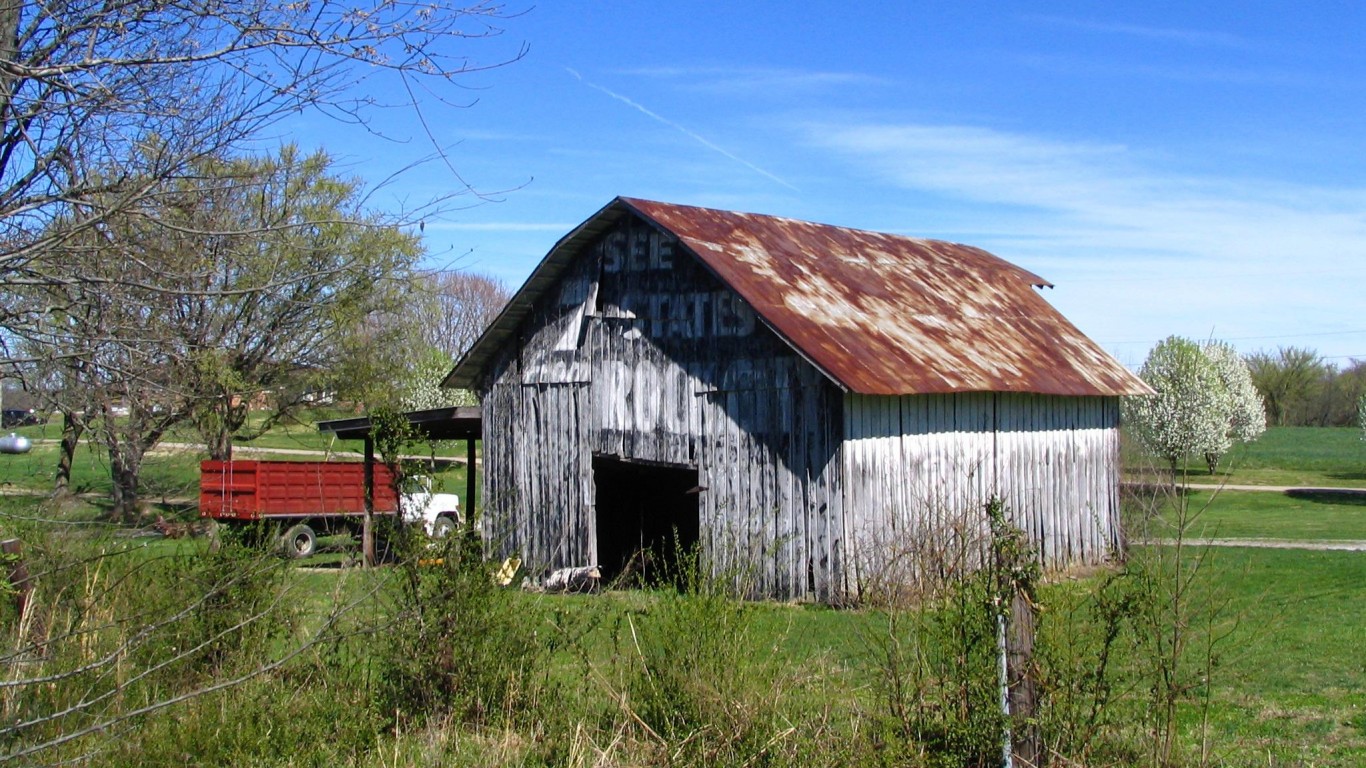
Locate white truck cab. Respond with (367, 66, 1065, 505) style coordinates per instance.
(398, 475, 463, 537)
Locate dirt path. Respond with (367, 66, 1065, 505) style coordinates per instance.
(1182, 483, 1366, 495)
(1151, 537, 1366, 552)
(25, 439, 476, 465)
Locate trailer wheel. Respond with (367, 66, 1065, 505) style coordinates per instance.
(431, 516, 458, 538)
(281, 524, 316, 559)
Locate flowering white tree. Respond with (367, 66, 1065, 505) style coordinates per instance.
(400, 347, 476, 411)
(1358, 394, 1366, 440)
(1202, 340, 1268, 470)
(1126, 336, 1266, 474)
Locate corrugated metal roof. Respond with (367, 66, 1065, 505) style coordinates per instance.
(445, 197, 1151, 397)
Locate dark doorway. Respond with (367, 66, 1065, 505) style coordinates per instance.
(593, 456, 700, 585)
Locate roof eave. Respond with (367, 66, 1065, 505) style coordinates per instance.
(442, 198, 637, 390)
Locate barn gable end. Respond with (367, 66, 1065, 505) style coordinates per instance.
(451, 197, 1149, 602)
(475, 211, 847, 600)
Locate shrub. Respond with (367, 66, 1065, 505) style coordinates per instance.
(616, 549, 810, 766)
(374, 531, 553, 729)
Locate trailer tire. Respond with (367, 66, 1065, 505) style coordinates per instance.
(431, 516, 458, 538)
(281, 524, 316, 559)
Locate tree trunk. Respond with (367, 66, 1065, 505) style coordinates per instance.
(201, 396, 252, 461)
(0, 0, 21, 119)
(54, 411, 84, 495)
(362, 437, 375, 567)
(107, 445, 143, 523)
(206, 422, 233, 461)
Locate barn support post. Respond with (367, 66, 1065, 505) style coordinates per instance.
(464, 437, 477, 539)
(363, 435, 376, 567)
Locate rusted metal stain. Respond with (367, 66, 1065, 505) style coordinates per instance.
(620, 198, 1150, 397)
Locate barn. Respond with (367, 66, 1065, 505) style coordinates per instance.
(444, 197, 1151, 602)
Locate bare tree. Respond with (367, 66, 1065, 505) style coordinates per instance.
(0, 0, 523, 508)
(0, 0, 523, 347)
(416, 270, 511, 360)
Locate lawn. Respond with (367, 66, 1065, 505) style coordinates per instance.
(0, 440, 204, 501)
(1141, 426, 1366, 488)
(1199, 546, 1366, 766)
(1138, 488, 1366, 541)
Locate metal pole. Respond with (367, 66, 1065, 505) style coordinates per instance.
(998, 601, 1012, 768)
(363, 435, 375, 567)
(464, 437, 476, 538)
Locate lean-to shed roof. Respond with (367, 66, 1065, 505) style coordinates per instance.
(445, 197, 1150, 397)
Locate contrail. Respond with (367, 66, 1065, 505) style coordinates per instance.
(567, 68, 798, 192)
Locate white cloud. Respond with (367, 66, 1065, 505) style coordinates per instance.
(622, 65, 887, 95)
(809, 122, 1366, 262)
(1022, 15, 1254, 50)
(804, 120, 1366, 359)
(424, 221, 575, 232)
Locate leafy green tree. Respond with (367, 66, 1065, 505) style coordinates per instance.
(169, 148, 425, 460)
(29, 147, 423, 516)
(1246, 347, 1329, 426)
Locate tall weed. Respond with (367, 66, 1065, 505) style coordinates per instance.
(374, 531, 554, 730)
(616, 549, 802, 766)
(0, 516, 309, 765)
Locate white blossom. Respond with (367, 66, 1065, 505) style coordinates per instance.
(1125, 336, 1265, 472)
(1202, 340, 1267, 447)
(400, 349, 474, 411)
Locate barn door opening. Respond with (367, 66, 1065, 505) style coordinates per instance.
(593, 456, 700, 586)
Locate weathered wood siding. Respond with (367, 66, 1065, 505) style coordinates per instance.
(478, 215, 845, 600)
(479, 211, 1122, 603)
(842, 392, 1120, 597)
(994, 394, 1122, 565)
(696, 359, 845, 601)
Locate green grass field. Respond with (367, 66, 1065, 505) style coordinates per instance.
(1142, 488, 1366, 541)
(3, 419, 1364, 765)
(1199, 546, 1366, 766)
(1144, 426, 1366, 487)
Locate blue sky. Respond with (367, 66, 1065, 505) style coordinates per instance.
(298, 2, 1366, 368)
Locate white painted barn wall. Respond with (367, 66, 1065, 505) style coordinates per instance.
(841, 392, 1121, 598)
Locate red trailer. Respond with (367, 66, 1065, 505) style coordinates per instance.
(201, 460, 462, 557)
(200, 460, 412, 557)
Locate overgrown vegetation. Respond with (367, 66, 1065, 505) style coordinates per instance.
(1, 434, 1360, 765)
(376, 532, 553, 730)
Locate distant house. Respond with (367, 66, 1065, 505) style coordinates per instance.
(445, 198, 1151, 602)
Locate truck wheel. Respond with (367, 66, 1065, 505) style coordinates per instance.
(281, 524, 316, 559)
(431, 516, 458, 538)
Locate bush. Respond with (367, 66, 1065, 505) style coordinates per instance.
(616, 550, 807, 766)
(374, 531, 553, 729)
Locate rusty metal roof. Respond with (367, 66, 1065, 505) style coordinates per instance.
(446, 197, 1151, 397)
